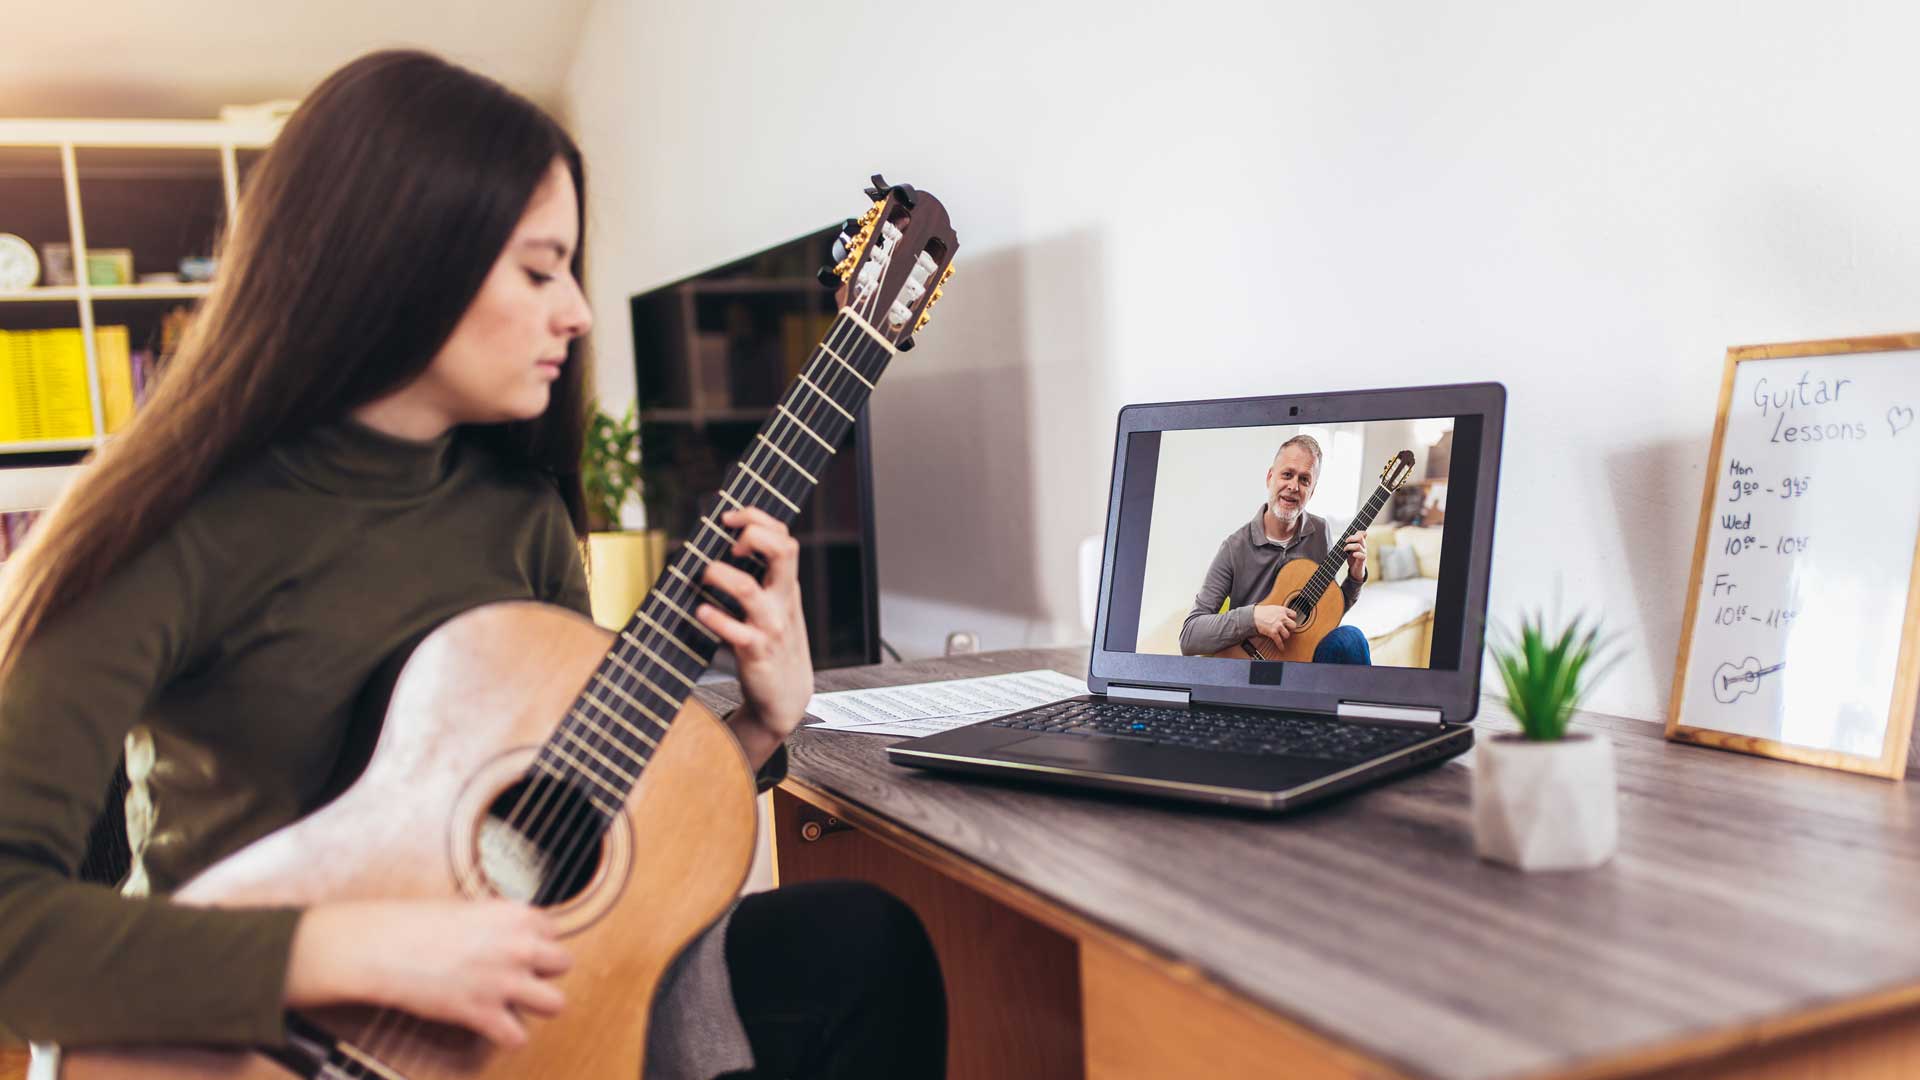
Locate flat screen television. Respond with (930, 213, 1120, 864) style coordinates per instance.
(629, 225, 880, 670)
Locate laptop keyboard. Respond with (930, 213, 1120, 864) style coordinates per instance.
(990, 699, 1434, 763)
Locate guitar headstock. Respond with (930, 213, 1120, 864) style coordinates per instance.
(817, 174, 959, 351)
(1380, 450, 1417, 490)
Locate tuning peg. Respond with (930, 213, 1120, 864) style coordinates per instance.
(865, 174, 890, 199)
(898, 335, 916, 351)
(816, 265, 842, 288)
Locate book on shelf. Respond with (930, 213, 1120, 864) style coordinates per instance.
(0, 326, 140, 442)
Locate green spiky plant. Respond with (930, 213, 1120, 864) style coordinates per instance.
(581, 403, 643, 532)
(1490, 610, 1617, 741)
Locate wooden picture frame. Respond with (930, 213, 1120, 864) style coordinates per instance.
(1668, 332, 1920, 779)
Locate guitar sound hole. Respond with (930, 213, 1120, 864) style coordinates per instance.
(479, 778, 605, 907)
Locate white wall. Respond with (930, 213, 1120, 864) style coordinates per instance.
(564, 0, 1920, 723)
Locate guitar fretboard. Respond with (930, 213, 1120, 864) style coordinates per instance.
(534, 311, 893, 824)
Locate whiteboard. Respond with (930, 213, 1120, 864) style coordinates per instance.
(1670, 338, 1920, 777)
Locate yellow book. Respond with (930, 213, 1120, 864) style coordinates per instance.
(96, 325, 134, 434)
(0, 329, 96, 442)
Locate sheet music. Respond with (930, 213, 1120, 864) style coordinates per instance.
(805, 668, 1087, 737)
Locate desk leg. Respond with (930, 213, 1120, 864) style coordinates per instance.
(771, 788, 1084, 1080)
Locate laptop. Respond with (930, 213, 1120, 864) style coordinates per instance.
(888, 383, 1505, 812)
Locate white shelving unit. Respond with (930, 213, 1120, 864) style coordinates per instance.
(0, 117, 280, 507)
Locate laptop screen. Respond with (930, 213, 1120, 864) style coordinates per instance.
(1089, 384, 1504, 721)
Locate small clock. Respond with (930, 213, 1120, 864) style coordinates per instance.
(0, 233, 40, 292)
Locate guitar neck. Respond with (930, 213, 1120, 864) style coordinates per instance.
(536, 310, 895, 819)
(1290, 482, 1393, 615)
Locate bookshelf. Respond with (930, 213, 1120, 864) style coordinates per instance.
(0, 118, 279, 509)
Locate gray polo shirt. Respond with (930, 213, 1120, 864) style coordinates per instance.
(1178, 505, 1366, 655)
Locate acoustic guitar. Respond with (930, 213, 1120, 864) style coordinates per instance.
(59, 176, 958, 1080)
(1211, 450, 1416, 664)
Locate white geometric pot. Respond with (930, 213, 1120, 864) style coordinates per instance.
(1472, 732, 1617, 871)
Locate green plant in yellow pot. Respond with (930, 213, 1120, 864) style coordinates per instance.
(581, 403, 665, 629)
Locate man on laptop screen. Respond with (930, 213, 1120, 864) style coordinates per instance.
(1178, 433, 1373, 664)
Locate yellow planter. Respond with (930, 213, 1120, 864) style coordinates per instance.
(586, 529, 668, 630)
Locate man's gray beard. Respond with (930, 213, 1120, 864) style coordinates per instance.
(1268, 499, 1302, 527)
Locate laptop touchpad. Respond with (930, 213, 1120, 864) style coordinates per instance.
(999, 736, 1126, 769)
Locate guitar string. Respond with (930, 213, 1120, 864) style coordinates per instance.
(352, 314, 884, 1073)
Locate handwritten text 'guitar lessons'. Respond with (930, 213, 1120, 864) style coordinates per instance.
(1682, 352, 1920, 757)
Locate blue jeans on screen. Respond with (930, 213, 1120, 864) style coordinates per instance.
(1313, 625, 1372, 666)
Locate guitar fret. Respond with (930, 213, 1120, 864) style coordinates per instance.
(530, 755, 620, 817)
(698, 514, 733, 544)
(665, 560, 706, 592)
(338, 1040, 411, 1080)
(591, 673, 666, 745)
(651, 589, 718, 641)
(558, 722, 638, 785)
(668, 562, 734, 610)
(579, 684, 664, 745)
(777, 404, 836, 453)
(821, 342, 876, 390)
(581, 679, 666, 729)
(541, 743, 626, 809)
(697, 514, 767, 574)
(841, 308, 898, 354)
(638, 644, 699, 691)
(626, 619, 703, 665)
(737, 461, 801, 514)
(602, 647, 690, 705)
(798, 372, 856, 422)
(755, 432, 818, 484)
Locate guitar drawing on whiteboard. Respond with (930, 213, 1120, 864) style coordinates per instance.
(1713, 657, 1785, 703)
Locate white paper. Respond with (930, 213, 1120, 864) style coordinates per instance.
(805, 669, 1087, 738)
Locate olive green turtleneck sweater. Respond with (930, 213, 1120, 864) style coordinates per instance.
(0, 420, 600, 1046)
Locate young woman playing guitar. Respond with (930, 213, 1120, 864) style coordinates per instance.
(0, 50, 943, 1080)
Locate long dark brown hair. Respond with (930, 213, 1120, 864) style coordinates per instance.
(0, 49, 593, 682)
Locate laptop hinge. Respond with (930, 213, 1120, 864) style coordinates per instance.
(1107, 683, 1190, 707)
(1337, 700, 1444, 728)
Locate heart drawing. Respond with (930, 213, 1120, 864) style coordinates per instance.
(1891, 405, 1914, 437)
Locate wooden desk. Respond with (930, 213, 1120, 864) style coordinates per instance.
(695, 647, 1920, 1080)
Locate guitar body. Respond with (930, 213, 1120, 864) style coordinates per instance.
(1210, 557, 1347, 663)
(64, 600, 758, 1080)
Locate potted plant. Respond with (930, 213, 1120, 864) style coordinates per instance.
(580, 403, 666, 628)
(1473, 610, 1619, 871)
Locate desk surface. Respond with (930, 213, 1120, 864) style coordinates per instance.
(696, 647, 1920, 1080)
